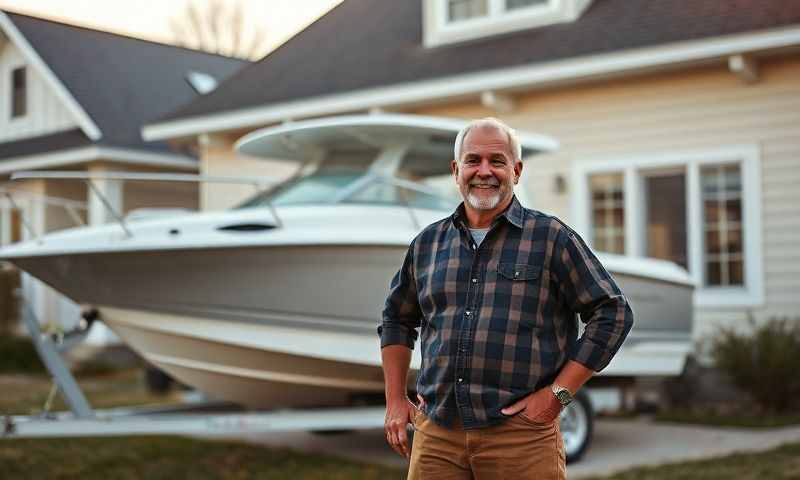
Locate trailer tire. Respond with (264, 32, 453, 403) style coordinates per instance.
(560, 390, 593, 464)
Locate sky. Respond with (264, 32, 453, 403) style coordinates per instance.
(0, 0, 342, 57)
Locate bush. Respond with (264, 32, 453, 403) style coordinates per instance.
(0, 334, 45, 374)
(710, 317, 800, 414)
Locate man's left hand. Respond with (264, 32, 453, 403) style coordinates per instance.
(500, 386, 562, 423)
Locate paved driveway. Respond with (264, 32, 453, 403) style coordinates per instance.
(238, 417, 800, 478)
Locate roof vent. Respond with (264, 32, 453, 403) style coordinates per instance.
(185, 71, 218, 95)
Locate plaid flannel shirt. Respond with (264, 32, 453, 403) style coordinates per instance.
(379, 196, 634, 429)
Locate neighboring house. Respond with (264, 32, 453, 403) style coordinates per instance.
(143, 0, 800, 342)
(0, 10, 247, 340)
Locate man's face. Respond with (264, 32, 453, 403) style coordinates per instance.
(451, 126, 522, 211)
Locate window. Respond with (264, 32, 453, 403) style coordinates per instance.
(574, 145, 763, 307)
(506, 0, 550, 11)
(701, 164, 744, 286)
(589, 173, 624, 254)
(644, 170, 688, 268)
(11, 67, 27, 118)
(425, 0, 587, 47)
(447, 0, 488, 22)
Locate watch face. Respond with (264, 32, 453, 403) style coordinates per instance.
(556, 389, 572, 405)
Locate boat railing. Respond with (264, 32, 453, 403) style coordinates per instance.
(8, 171, 281, 240)
(0, 186, 89, 244)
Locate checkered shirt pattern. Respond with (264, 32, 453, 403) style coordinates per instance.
(379, 196, 634, 429)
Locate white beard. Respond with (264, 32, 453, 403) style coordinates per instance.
(466, 191, 501, 210)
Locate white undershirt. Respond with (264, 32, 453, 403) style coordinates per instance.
(469, 227, 491, 247)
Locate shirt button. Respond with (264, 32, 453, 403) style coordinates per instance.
(471, 278, 477, 283)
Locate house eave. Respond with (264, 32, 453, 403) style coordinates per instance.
(0, 146, 198, 175)
(142, 24, 800, 142)
(0, 11, 103, 141)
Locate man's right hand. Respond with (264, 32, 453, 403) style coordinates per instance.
(384, 396, 417, 459)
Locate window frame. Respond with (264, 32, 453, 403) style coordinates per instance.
(423, 0, 575, 47)
(571, 144, 763, 308)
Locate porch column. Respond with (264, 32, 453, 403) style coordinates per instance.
(86, 165, 124, 226)
(84, 165, 122, 345)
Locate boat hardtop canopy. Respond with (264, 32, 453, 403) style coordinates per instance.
(235, 113, 558, 168)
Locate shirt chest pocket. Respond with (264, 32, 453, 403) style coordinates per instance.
(495, 263, 543, 327)
(497, 263, 539, 282)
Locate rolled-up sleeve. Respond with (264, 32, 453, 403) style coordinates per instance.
(378, 241, 422, 349)
(552, 226, 634, 372)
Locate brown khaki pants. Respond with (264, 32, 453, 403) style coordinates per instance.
(408, 409, 566, 480)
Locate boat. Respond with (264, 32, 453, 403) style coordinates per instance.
(0, 114, 693, 459)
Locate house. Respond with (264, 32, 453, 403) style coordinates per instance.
(145, 0, 800, 342)
(0, 10, 247, 340)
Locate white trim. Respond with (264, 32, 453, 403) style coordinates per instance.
(143, 26, 800, 141)
(0, 145, 198, 174)
(573, 144, 764, 309)
(0, 11, 102, 140)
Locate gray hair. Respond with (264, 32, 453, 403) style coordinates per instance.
(453, 117, 522, 163)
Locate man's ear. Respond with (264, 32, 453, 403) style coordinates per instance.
(514, 160, 523, 185)
(451, 160, 459, 179)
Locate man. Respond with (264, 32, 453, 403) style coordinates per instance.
(378, 117, 634, 479)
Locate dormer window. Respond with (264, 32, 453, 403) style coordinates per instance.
(11, 67, 27, 118)
(424, 0, 593, 47)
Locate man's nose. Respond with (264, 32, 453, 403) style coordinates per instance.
(477, 159, 492, 176)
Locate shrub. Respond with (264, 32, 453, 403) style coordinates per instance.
(710, 317, 800, 413)
(0, 334, 45, 374)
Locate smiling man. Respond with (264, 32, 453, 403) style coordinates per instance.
(378, 117, 634, 479)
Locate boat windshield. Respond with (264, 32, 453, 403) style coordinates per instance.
(236, 172, 457, 211)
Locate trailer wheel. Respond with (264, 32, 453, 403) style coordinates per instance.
(560, 390, 593, 463)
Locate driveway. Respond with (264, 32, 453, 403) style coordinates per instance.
(237, 416, 800, 478)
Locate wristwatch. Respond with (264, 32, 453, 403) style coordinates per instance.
(551, 383, 574, 407)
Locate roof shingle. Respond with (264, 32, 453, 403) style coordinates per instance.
(160, 0, 800, 123)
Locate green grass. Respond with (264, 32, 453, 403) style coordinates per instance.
(0, 369, 183, 415)
(0, 436, 405, 479)
(656, 409, 800, 428)
(584, 442, 800, 480)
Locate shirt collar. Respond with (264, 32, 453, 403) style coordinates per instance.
(452, 195, 525, 230)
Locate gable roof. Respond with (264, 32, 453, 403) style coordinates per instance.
(146, 0, 800, 139)
(0, 10, 247, 157)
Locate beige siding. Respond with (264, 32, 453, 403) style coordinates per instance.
(414, 57, 800, 337)
(123, 181, 198, 214)
(0, 41, 78, 143)
(201, 134, 297, 211)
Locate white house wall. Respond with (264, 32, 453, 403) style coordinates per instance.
(411, 56, 800, 339)
(0, 40, 79, 143)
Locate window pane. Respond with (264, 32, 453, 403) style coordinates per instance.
(645, 172, 688, 268)
(705, 230, 720, 254)
(589, 173, 624, 254)
(701, 164, 744, 286)
(706, 261, 722, 286)
(506, 0, 549, 10)
(729, 260, 744, 285)
(448, 0, 487, 22)
(12, 67, 26, 118)
(725, 198, 742, 222)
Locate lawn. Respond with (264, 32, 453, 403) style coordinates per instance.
(0, 369, 183, 416)
(582, 442, 800, 480)
(0, 436, 405, 479)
